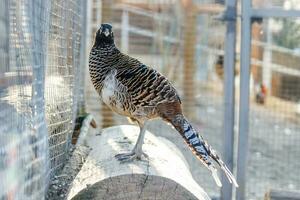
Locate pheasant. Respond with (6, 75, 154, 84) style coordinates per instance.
(89, 23, 238, 187)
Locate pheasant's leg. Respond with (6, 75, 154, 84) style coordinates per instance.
(115, 121, 148, 162)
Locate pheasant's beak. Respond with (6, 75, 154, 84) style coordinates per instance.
(104, 29, 110, 37)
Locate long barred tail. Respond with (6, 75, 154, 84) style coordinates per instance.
(170, 114, 238, 187)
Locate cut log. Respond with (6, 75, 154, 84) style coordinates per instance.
(67, 125, 211, 200)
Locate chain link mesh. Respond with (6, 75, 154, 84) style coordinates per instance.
(0, 0, 86, 199)
(247, 18, 300, 199)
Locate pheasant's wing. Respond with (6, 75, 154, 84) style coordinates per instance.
(115, 61, 181, 107)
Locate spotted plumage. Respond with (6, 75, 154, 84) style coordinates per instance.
(89, 23, 238, 187)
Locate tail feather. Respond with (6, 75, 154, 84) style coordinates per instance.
(205, 142, 239, 187)
(210, 165, 222, 187)
(222, 164, 239, 187)
(170, 114, 238, 187)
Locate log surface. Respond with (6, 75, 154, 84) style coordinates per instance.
(67, 125, 211, 200)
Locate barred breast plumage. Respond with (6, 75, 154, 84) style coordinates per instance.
(89, 23, 238, 188)
(89, 44, 181, 120)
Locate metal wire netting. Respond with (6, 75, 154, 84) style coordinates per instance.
(0, 0, 86, 199)
(46, 0, 85, 177)
(0, 0, 50, 199)
(246, 18, 300, 200)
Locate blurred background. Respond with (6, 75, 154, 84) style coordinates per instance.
(0, 0, 300, 200)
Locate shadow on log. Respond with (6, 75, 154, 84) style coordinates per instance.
(67, 125, 211, 200)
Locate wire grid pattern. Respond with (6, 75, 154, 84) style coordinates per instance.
(46, 0, 84, 177)
(0, 0, 86, 199)
(0, 0, 50, 199)
(252, 0, 300, 9)
(87, 1, 226, 198)
(246, 18, 300, 199)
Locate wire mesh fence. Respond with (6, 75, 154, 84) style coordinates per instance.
(0, 0, 87, 199)
(246, 18, 300, 199)
(46, 0, 86, 177)
(0, 1, 50, 199)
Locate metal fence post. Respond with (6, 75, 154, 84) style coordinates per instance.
(221, 0, 237, 199)
(78, 0, 88, 113)
(236, 1, 252, 200)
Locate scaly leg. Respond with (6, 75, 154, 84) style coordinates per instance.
(115, 121, 148, 162)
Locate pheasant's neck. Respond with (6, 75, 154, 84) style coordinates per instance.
(96, 44, 119, 60)
(95, 42, 118, 52)
(89, 44, 120, 93)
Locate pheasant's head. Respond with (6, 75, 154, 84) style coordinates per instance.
(95, 23, 114, 46)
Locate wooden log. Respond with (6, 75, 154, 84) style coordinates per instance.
(264, 189, 300, 200)
(67, 125, 211, 200)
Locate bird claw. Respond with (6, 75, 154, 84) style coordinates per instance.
(115, 151, 148, 162)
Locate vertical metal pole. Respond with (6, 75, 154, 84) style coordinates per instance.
(221, 0, 237, 199)
(236, 1, 252, 200)
(78, 0, 88, 113)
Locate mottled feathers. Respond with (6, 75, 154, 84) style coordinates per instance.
(89, 46, 180, 120)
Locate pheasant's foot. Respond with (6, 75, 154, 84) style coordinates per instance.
(115, 151, 148, 162)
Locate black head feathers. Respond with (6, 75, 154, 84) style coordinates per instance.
(95, 23, 114, 46)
